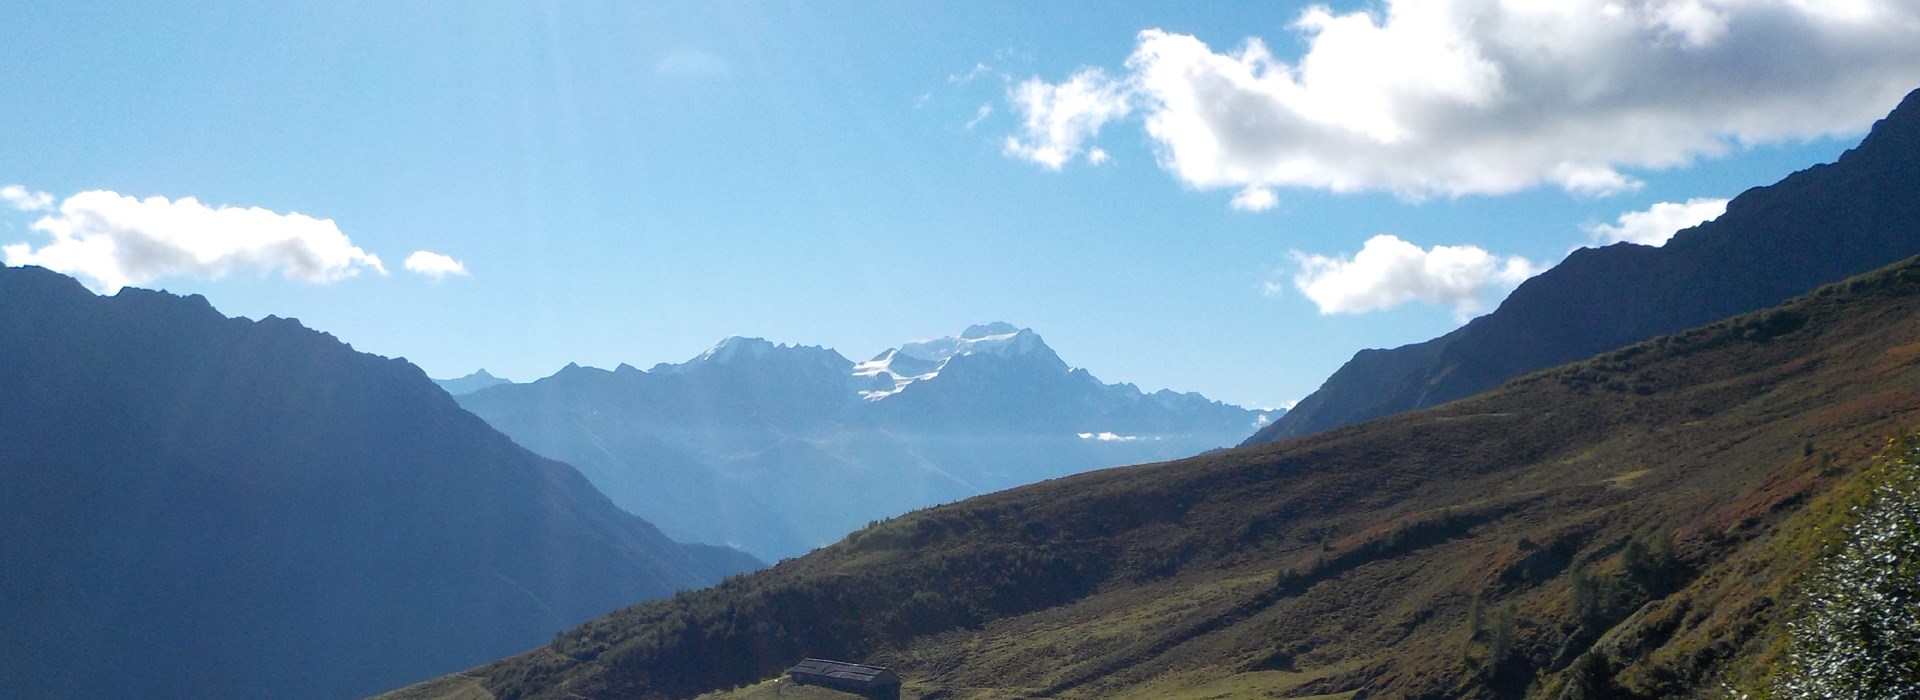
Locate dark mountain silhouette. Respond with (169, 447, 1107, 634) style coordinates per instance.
(433, 368, 513, 395)
(456, 325, 1272, 560)
(0, 265, 758, 700)
(381, 245, 1920, 700)
(1249, 87, 1920, 445)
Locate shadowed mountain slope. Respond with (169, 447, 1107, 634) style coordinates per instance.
(1249, 86, 1920, 446)
(382, 258, 1920, 697)
(0, 265, 758, 700)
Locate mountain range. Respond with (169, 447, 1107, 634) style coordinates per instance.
(434, 368, 513, 395)
(1249, 87, 1920, 445)
(382, 230, 1920, 700)
(7, 75, 1911, 700)
(451, 322, 1273, 560)
(0, 265, 757, 700)
(379, 87, 1920, 700)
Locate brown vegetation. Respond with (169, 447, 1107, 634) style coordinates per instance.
(384, 256, 1920, 699)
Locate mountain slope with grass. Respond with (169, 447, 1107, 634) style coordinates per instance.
(1249, 86, 1920, 446)
(1760, 433, 1920, 698)
(382, 257, 1920, 697)
(0, 265, 758, 700)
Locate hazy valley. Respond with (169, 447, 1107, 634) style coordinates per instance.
(444, 323, 1271, 560)
(376, 88, 1920, 699)
(5, 6, 1919, 699)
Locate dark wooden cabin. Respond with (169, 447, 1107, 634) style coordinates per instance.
(786, 658, 901, 695)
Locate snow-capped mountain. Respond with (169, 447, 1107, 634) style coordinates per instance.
(452, 323, 1278, 560)
(854, 323, 1061, 400)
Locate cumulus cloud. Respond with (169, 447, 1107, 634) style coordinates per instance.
(2, 190, 385, 293)
(2, 185, 53, 212)
(1291, 234, 1543, 319)
(1004, 0, 1920, 203)
(1587, 197, 1730, 246)
(1003, 68, 1132, 169)
(403, 250, 468, 279)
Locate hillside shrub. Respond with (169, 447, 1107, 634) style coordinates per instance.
(1772, 434, 1920, 699)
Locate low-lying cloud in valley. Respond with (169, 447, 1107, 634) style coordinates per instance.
(1001, 0, 1920, 205)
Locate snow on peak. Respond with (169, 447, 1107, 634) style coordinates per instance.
(674, 336, 854, 378)
(854, 323, 1058, 401)
(897, 324, 1044, 364)
(696, 336, 777, 364)
(960, 321, 1020, 339)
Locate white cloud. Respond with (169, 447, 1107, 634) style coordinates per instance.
(1077, 431, 1141, 442)
(1003, 67, 1132, 169)
(1587, 197, 1730, 246)
(1230, 186, 1278, 212)
(965, 103, 993, 130)
(950, 63, 995, 84)
(1, 185, 53, 212)
(1005, 0, 1920, 203)
(2, 190, 385, 293)
(403, 250, 468, 279)
(1291, 234, 1543, 319)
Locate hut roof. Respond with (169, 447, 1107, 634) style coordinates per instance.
(787, 658, 900, 689)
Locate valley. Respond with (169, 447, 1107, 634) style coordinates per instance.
(6, 7, 1918, 698)
(448, 323, 1270, 560)
(383, 250, 1920, 698)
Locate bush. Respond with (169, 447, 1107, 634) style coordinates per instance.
(1772, 434, 1920, 699)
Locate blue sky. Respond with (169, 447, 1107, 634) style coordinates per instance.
(4, 2, 1917, 409)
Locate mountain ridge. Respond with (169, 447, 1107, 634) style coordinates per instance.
(455, 323, 1271, 559)
(0, 264, 757, 700)
(1249, 86, 1920, 445)
(434, 368, 513, 395)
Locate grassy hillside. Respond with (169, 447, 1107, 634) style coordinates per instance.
(381, 256, 1920, 699)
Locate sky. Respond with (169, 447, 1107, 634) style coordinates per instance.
(4, 1, 1919, 410)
